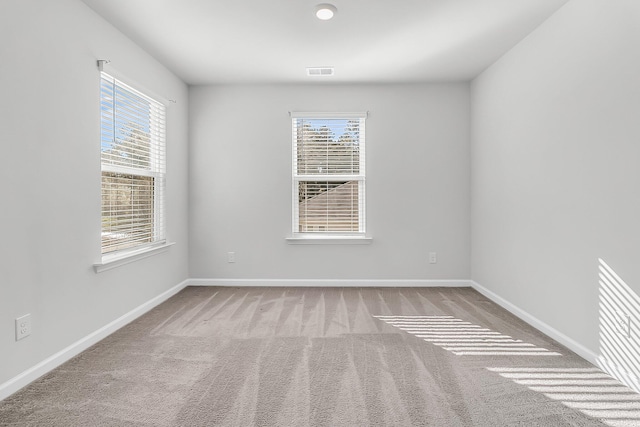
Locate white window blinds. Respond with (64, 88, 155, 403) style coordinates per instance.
(291, 113, 366, 234)
(100, 73, 166, 254)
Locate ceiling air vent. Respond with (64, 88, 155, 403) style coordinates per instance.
(306, 67, 335, 76)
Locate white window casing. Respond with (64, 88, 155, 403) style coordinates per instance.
(290, 112, 369, 242)
(98, 72, 167, 262)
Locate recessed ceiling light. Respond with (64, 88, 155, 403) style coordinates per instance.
(315, 3, 337, 20)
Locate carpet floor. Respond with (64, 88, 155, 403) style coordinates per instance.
(1, 286, 640, 426)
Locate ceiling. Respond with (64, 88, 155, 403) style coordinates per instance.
(81, 0, 569, 85)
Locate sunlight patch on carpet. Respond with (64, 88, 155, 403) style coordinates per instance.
(374, 315, 561, 356)
(489, 367, 640, 427)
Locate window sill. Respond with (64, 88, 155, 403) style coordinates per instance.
(94, 242, 175, 273)
(286, 235, 373, 245)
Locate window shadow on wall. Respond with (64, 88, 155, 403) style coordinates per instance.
(598, 258, 640, 393)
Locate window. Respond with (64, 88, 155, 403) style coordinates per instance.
(100, 73, 166, 255)
(291, 112, 366, 236)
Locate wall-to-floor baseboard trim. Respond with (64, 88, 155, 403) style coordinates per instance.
(597, 355, 640, 393)
(188, 278, 473, 288)
(470, 280, 640, 393)
(470, 280, 599, 364)
(0, 280, 189, 402)
(5, 278, 637, 401)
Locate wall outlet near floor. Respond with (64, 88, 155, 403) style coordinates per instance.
(614, 310, 631, 338)
(15, 314, 31, 341)
(429, 252, 437, 264)
(227, 252, 236, 263)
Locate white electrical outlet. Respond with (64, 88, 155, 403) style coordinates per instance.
(615, 310, 631, 338)
(429, 252, 437, 264)
(227, 252, 236, 263)
(15, 314, 31, 341)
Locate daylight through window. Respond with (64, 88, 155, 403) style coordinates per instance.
(100, 73, 166, 254)
(291, 112, 366, 234)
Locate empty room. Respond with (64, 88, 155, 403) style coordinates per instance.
(2, 0, 640, 425)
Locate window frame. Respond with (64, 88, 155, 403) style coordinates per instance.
(289, 112, 370, 243)
(97, 72, 168, 269)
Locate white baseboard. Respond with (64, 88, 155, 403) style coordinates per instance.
(188, 278, 473, 288)
(0, 280, 189, 402)
(6, 278, 637, 402)
(471, 280, 640, 394)
(470, 280, 599, 365)
(597, 356, 640, 393)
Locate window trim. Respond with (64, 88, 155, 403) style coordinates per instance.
(93, 242, 175, 273)
(286, 235, 372, 245)
(290, 111, 369, 240)
(99, 72, 168, 265)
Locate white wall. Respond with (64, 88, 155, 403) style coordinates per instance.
(0, 0, 189, 387)
(471, 0, 640, 381)
(189, 84, 470, 281)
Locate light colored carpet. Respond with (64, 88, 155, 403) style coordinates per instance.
(1, 286, 640, 426)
